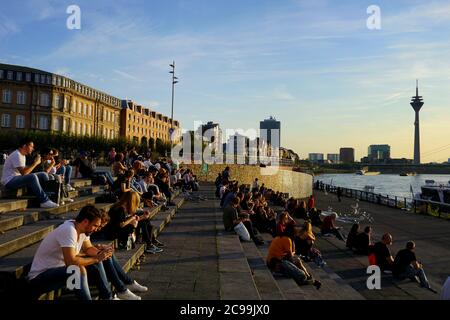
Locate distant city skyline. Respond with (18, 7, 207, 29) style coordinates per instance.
(1, 0, 450, 161)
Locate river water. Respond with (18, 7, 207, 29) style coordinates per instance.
(314, 174, 450, 200)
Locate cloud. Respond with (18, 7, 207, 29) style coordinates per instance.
(113, 69, 143, 82)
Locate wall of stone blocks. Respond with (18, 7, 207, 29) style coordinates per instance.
(183, 164, 313, 199)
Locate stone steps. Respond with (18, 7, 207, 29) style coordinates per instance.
(214, 202, 260, 300)
(0, 199, 29, 213)
(240, 241, 286, 300)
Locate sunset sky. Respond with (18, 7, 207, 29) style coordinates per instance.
(1, 0, 450, 162)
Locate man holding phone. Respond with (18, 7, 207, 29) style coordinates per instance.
(1, 138, 59, 208)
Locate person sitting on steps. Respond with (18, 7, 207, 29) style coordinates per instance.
(266, 224, 322, 289)
(0, 138, 58, 208)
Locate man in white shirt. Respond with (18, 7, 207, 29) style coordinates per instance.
(28, 205, 108, 300)
(0, 138, 58, 208)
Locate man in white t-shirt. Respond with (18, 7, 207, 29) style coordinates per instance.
(0, 138, 58, 208)
(28, 205, 113, 300)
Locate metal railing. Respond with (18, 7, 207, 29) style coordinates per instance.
(315, 182, 450, 219)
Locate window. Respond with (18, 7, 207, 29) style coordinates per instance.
(0, 70, 3, 79)
(34, 74, 40, 83)
(83, 103, 87, 115)
(16, 115, 25, 129)
(54, 95, 61, 109)
(89, 105, 92, 117)
(112, 113, 115, 123)
(40, 75, 45, 84)
(78, 102, 82, 114)
(25, 73, 31, 82)
(39, 116, 49, 130)
(64, 97, 69, 110)
(2, 89, 12, 103)
(7, 71, 13, 80)
(1, 114, 11, 127)
(63, 118, 67, 132)
(46, 75, 51, 84)
(78, 123, 82, 134)
(40, 93, 50, 106)
(17, 91, 26, 105)
(57, 77, 61, 86)
(53, 117, 61, 131)
(16, 72, 22, 81)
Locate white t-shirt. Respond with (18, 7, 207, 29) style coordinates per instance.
(442, 276, 450, 300)
(28, 220, 88, 280)
(1, 149, 25, 186)
(143, 160, 153, 169)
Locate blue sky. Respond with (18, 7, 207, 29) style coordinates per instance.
(1, 0, 450, 162)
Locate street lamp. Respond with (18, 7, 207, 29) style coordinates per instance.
(169, 61, 178, 158)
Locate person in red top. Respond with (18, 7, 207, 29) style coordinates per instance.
(321, 213, 345, 241)
(307, 195, 315, 211)
(276, 212, 296, 236)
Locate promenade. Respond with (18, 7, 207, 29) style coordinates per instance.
(124, 183, 448, 300)
(314, 190, 449, 299)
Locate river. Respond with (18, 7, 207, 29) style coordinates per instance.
(314, 174, 450, 200)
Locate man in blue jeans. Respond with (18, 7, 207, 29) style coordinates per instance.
(0, 138, 58, 208)
(27, 205, 144, 300)
(393, 241, 437, 293)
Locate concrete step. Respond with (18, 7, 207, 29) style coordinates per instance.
(0, 221, 56, 258)
(0, 215, 24, 233)
(68, 185, 104, 199)
(0, 199, 29, 214)
(0, 205, 118, 281)
(115, 244, 146, 273)
(214, 205, 261, 300)
(38, 195, 97, 219)
(241, 241, 286, 300)
(71, 179, 92, 188)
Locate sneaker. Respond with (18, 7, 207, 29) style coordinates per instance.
(117, 289, 141, 300)
(41, 200, 59, 208)
(66, 184, 75, 191)
(111, 294, 121, 300)
(128, 280, 148, 293)
(145, 244, 163, 254)
(383, 270, 393, 274)
(152, 239, 165, 248)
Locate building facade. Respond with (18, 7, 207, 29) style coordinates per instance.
(0, 64, 121, 138)
(120, 100, 180, 145)
(340, 147, 355, 163)
(0, 64, 179, 146)
(368, 144, 391, 162)
(309, 153, 324, 163)
(260, 116, 281, 149)
(327, 153, 340, 163)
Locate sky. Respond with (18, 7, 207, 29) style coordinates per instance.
(1, 0, 450, 162)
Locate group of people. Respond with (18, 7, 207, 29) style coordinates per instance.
(27, 205, 148, 300)
(218, 168, 324, 290)
(0, 138, 76, 208)
(346, 225, 437, 293)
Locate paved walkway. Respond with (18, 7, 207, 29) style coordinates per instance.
(129, 187, 221, 300)
(314, 190, 450, 297)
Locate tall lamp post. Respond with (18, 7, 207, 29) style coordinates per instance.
(169, 61, 178, 158)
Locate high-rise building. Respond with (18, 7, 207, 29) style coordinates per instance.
(309, 153, 324, 163)
(368, 144, 391, 162)
(199, 121, 222, 150)
(410, 80, 424, 164)
(327, 153, 340, 163)
(340, 148, 355, 163)
(260, 116, 281, 149)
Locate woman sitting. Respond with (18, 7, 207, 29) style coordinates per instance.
(296, 221, 326, 267)
(112, 153, 127, 177)
(346, 223, 360, 250)
(321, 213, 345, 241)
(276, 211, 296, 236)
(266, 224, 321, 289)
(104, 191, 163, 254)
